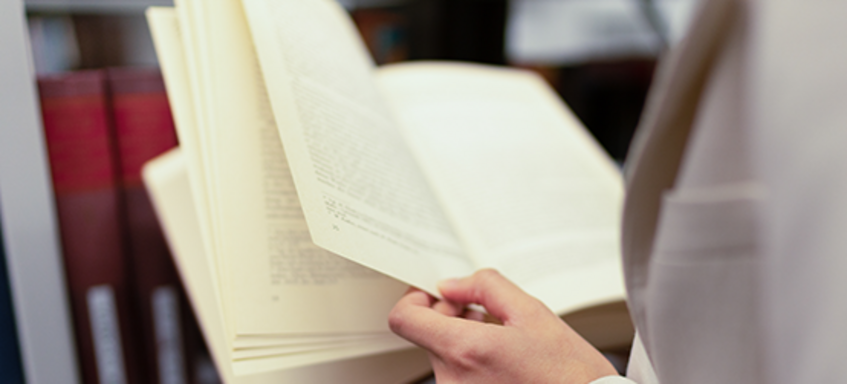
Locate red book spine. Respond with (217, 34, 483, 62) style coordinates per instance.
(106, 67, 193, 384)
(38, 70, 142, 384)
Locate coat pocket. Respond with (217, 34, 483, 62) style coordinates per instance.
(644, 182, 764, 383)
(652, 182, 763, 264)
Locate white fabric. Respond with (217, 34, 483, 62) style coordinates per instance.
(589, 375, 638, 384)
(506, 0, 700, 65)
(617, 0, 847, 383)
(624, 333, 658, 384)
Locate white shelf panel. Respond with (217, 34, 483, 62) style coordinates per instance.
(1, 0, 81, 382)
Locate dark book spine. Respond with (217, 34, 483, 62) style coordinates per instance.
(351, 7, 410, 65)
(0, 220, 25, 384)
(106, 67, 193, 384)
(405, 0, 507, 64)
(38, 70, 143, 384)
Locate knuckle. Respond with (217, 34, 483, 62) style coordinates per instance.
(525, 297, 555, 320)
(474, 268, 501, 282)
(473, 269, 501, 294)
(526, 295, 546, 311)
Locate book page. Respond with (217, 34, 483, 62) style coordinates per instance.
(377, 62, 625, 314)
(241, 0, 474, 295)
(140, 145, 429, 384)
(149, 6, 416, 375)
(172, 0, 242, 343)
(147, 4, 224, 332)
(232, 332, 386, 349)
(231, 333, 397, 359)
(184, 0, 412, 335)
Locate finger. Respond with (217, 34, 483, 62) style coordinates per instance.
(389, 290, 481, 356)
(482, 312, 504, 325)
(432, 300, 464, 317)
(462, 308, 486, 322)
(403, 286, 432, 300)
(438, 269, 547, 324)
(395, 287, 434, 309)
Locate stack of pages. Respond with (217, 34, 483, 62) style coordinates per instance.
(143, 0, 630, 382)
(143, 2, 428, 383)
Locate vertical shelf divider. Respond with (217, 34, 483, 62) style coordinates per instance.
(0, 0, 81, 382)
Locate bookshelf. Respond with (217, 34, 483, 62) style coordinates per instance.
(0, 0, 79, 382)
(0, 0, 173, 383)
(0, 1, 510, 382)
(0, 2, 414, 383)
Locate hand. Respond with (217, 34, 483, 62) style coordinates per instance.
(389, 269, 619, 384)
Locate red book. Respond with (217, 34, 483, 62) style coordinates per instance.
(106, 67, 193, 384)
(38, 70, 143, 384)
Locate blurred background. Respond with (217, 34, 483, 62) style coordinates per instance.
(2, 0, 698, 383)
(25, 0, 700, 162)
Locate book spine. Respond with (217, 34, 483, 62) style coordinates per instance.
(106, 68, 192, 384)
(0, 220, 25, 383)
(350, 7, 409, 65)
(405, 0, 507, 64)
(38, 70, 143, 384)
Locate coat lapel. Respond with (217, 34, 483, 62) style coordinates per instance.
(621, 0, 740, 351)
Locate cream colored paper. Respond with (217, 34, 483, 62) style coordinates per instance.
(141, 146, 429, 384)
(172, 0, 237, 339)
(377, 62, 626, 314)
(241, 0, 473, 297)
(149, 0, 628, 377)
(241, 0, 624, 314)
(146, 6, 424, 377)
(177, 0, 407, 336)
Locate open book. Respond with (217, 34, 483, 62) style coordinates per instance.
(144, 0, 631, 381)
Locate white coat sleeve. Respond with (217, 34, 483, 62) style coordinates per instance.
(589, 332, 657, 384)
(589, 377, 638, 384)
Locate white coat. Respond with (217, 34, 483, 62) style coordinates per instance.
(593, 0, 847, 382)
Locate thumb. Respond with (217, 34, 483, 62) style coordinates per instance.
(438, 269, 549, 324)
